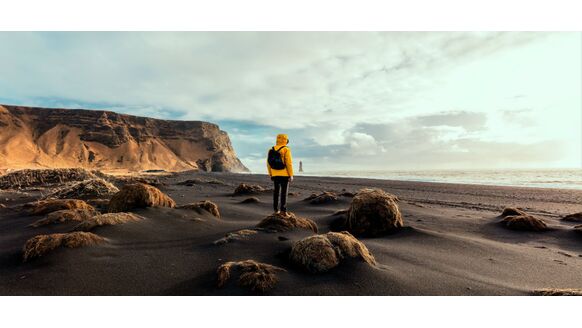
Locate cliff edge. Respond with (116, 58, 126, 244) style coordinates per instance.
(0, 105, 249, 172)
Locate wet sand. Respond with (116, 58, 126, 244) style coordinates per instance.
(1, 172, 581, 295)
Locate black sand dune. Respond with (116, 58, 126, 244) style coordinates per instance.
(1, 172, 582, 295)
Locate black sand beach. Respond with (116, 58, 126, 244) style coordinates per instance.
(1, 172, 582, 295)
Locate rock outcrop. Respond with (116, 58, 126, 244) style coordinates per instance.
(0, 105, 248, 172)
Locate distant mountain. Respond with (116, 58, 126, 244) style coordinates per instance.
(0, 104, 248, 173)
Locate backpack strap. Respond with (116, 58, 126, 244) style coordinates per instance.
(276, 145, 286, 152)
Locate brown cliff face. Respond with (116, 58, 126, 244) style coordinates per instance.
(0, 105, 248, 172)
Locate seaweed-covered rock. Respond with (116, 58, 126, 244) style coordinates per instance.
(25, 199, 95, 216)
(500, 207, 528, 217)
(30, 208, 99, 227)
(22, 231, 106, 262)
(178, 200, 220, 218)
(74, 212, 144, 231)
(214, 229, 258, 245)
(42, 179, 119, 200)
(108, 183, 175, 212)
(233, 183, 266, 195)
(501, 215, 549, 231)
(289, 231, 376, 273)
(305, 191, 338, 204)
(499, 208, 549, 231)
(217, 260, 286, 292)
(256, 212, 318, 233)
(345, 188, 403, 236)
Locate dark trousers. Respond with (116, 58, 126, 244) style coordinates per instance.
(272, 176, 289, 212)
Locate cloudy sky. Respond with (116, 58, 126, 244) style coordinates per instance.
(0, 32, 580, 172)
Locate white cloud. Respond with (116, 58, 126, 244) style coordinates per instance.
(0, 32, 579, 170)
(347, 132, 386, 155)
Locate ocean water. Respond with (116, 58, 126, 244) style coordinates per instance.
(298, 169, 582, 190)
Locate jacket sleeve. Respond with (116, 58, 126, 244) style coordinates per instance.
(285, 148, 294, 177)
(267, 150, 272, 176)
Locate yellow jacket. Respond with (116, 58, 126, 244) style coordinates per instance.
(267, 134, 294, 177)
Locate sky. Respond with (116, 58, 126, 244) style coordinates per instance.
(0, 32, 580, 173)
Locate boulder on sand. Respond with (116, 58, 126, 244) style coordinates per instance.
(256, 212, 318, 233)
(22, 231, 106, 262)
(498, 208, 549, 231)
(25, 199, 95, 216)
(233, 183, 266, 195)
(177, 200, 220, 218)
(30, 208, 99, 227)
(289, 231, 376, 273)
(108, 183, 175, 212)
(217, 260, 286, 292)
(345, 188, 403, 236)
(43, 179, 119, 200)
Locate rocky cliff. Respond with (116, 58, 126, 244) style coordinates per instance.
(0, 104, 248, 172)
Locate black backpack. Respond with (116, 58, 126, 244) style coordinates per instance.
(268, 146, 286, 170)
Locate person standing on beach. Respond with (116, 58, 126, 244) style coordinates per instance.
(267, 134, 294, 215)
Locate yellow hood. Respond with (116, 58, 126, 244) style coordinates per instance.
(276, 134, 289, 146)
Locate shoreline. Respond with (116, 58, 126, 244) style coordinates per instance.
(286, 170, 582, 191)
(231, 171, 582, 193)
